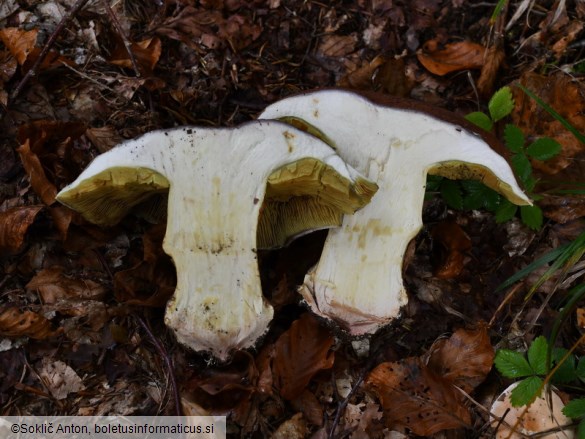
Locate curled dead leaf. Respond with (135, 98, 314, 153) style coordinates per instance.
(0, 205, 43, 255)
(366, 357, 471, 435)
(26, 266, 107, 304)
(16, 139, 58, 205)
(272, 313, 335, 400)
(108, 37, 162, 75)
(417, 40, 485, 76)
(426, 325, 494, 393)
(431, 221, 472, 279)
(0, 27, 37, 65)
(0, 307, 61, 339)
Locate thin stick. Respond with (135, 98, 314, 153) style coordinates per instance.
(135, 315, 182, 416)
(10, 0, 91, 101)
(101, 0, 141, 77)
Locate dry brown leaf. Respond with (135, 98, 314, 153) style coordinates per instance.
(85, 126, 124, 153)
(16, 139, 58, 205)
(540, 195, 585, 223)
(272, 313, 335, 400)
(426, 325, 494, 393)
(26, 266, 107, 304)
(271, 413, 307, 439)
(0, 307, 60, 339)
(0, 205, 43, 255)
(0, 27, 37, 65)
(38, 358, 85, 400)
(338, 56, 386, 90)
(477, 45, 505, 98)
(512, 72, 585, 177)
(108, 37, 162, 74)
(366, 357, 471, 435)
(317, 34, 358, 57)
(431, 221, 472, 279)
(417, 40, 485, 76)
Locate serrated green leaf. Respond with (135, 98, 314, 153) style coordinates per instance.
(440, 179, 463, 210)
(563, 398, 585, 419)
(551, 348, 577, 384)
(495, 200, 518, 223)
(511, 153, 532, 185)
(489, 87, 515, 122)
(465, 112, 493, 131)
(494, 350, 534, 378)
(504, 124, 525, 153)
(510, 376, 543, 407)
(526, 137, 562, 160)
(521, 205, 543, 230)
(523, 175, 537, 193)
(527, 336, 548, 375)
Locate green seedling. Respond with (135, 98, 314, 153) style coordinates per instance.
(494, 336, 583, 407)
(427, 87, 561, 230)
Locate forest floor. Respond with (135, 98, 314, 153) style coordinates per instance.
(1, 0, 585, 438)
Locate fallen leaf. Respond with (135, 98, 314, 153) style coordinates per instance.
(317, 34, 358, 57)
(426, 325, 494, 393)
(108, 37, 162, 75)
(338, 56, 385, 90)
(477, 45, 505, 98)
(367, 357, 471, 435)
(38, 358, 85, 400)
(272, 313, 335, 400)
(431, 221, 472, 279)
(16, 139, 58, 205)
(540, 195, 585, 223)
(272, 413, 307, 439)
(0, 307, 60, 339)
(417, 40, 485, 76)
(85, 126, 124, 153)
(0, 27, 37, 65)
(0, 205, 43, 255)
(26, 267, 107, 304)
(512, 72, 585, 177)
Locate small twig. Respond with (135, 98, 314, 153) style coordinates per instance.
(10, 0, 91, 101)
(101, 0, 141, 77)
(135, 315, 182, 416)
(328, 372, 365, 439)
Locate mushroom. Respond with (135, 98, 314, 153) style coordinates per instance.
(259, 89, 531, 334)
(490, 382, 575, 439)
(56, 121, 377, 360)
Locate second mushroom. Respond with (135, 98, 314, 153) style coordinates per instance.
(260, 89, 532, 335)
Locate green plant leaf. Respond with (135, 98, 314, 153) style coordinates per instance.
(551, 347, 577, 384)
(495, 200, 518, 223)
(526, 137, 562, 161)
(465, 112, 493, 131)
(576, 357, 585, 382)
(510, 376, 543, 407)
(563, 398, 585, 419)
(511, 152, 532, 186)
(504, 124, 525, 153)
(521, 205, 543, 230)
(579, 418, 585, 439)
(527, 336, 548, 375)
(489, 86, 515, 122)
(440, 179, 463, 210)
(494, 349, 534, 378)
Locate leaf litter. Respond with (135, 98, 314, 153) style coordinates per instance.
(0, 0, 584, 437)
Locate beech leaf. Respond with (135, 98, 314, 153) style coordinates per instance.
(272, 313, 335, 400)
